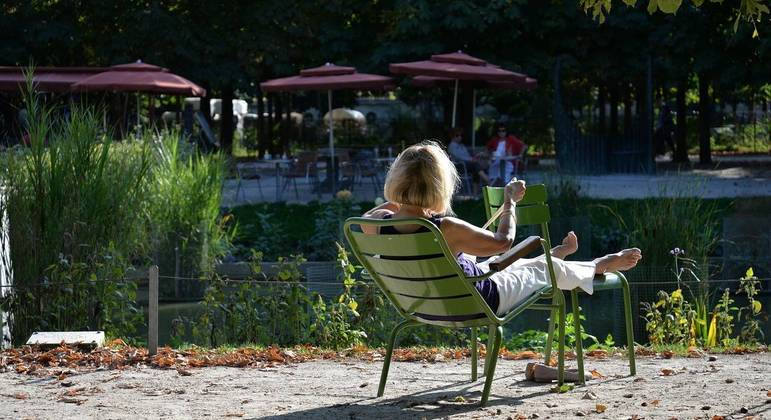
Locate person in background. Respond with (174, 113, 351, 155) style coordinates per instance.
(486, 122, 526, 185)
(447, 127, 490, 190)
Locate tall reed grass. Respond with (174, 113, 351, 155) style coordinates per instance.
(0, 76, 228, 344)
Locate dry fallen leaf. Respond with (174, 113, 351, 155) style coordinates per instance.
(13, 392, 29, 400)
(223, 413, 244, 418)
(650, 399, 661, 407)
(585, 349, 608, 358)
(660, 368, 675, 376)
(502, 350, 539, 360)
(661, 350, 674, 359)
(595, 403, 607, 413)
(711, 416, 725, 420)
(590, 369, 604, 379)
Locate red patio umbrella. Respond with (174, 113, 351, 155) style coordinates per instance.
(0, 67, 107, 92)
(260, 63, 394, 194)
(71, 60, 205, 134)
(390, 51, 528, 129)
(71, 61, 206, 96)
(411, 75, 538, 148)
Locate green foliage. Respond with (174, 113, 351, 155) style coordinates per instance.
(580, 0, 768, 32)
(505, 329, 549, 351)
(1, 80, 150, 343)
(737, 267, 764, 344)
(620, 191, 724, 268)
(147, 133, 230, 296)
(1, 79, 230, 345)
(642, 288, 696, 346)
(306, 192, 362, 260)
(714, 288, 739, 347)
(309, 243, 366, 349)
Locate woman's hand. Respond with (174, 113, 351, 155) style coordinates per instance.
(504, 179, 526, 203)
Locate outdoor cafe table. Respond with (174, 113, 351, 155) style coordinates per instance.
(252, 158, 293, 200)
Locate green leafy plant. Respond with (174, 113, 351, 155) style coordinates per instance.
(642, 288, 696, 346)
(737, 267, 764, 344)
(309, 243, 366, 349)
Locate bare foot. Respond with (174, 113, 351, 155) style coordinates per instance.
(594, 248, 642, 274)
(551, 231, 578, 259)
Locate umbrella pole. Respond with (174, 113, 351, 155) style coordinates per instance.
(136, 93, 141, 138)
(328, 90, 335, 194)
(451, 79, 459, 127)
(471, 89, 476, 150)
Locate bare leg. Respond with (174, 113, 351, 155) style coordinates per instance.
(551, 231, 578, 259)
(594, 248, 642, 274)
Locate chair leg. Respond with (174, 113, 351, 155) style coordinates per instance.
(619, 272, 636, 376)
(293, 178, 299, 199)
(378, 320, 415, 397)
(257, 178, 264, 199)
(571, 289, 585, 384)
(480, 325, 502, 407)
(557, 292, 566, 386)
(483, 324, 495, 376)
(544, 307, 557, 364)
(470, 327, 478, 381)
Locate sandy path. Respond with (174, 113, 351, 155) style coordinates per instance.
(1, 354, 769, 419)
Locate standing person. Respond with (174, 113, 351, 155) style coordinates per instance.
(447, 127, 490, 191)
(486, 122, 526, 185)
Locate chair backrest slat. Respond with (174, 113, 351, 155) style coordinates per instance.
(348, 231, 442, 256)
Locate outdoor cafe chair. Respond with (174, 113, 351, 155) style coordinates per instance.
(343, 150, 381, 194)
(482, 184, 636, 383)
(234, 162, 264, 201)
(452, 159, 474, 196)
(281, 151, 321, 200)
(343, 215, 566, 407)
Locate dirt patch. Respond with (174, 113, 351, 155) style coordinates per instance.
(1, 353, 769, 419)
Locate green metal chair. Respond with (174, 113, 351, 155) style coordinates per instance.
(343, 208, 569, 406)
(482, 184, 636, 383)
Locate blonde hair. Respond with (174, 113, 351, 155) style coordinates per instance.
(384, 140, 459, 214)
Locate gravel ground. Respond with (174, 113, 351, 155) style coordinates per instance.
(1, 353, 769, 419)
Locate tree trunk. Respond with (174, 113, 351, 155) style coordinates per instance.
(598, 84, 607, 135)
(257, 89, 266, 158)
(623, 83, 632, 133)
(267, 94, 274, 155)
(673, 80, 689, 163)
(274, 94, 283, 156)
(697, 72, 712, 165)
(220, 87, 234, 154)
(609, 83, 619, 135)
(200, 85, 212, 125)
(283, 94, 292, 155)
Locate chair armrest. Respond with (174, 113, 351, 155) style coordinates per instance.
(487, 236, 542, 272)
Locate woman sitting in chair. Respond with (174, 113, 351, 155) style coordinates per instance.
(361, 140, 642, 316)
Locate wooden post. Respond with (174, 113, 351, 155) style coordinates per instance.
(148, 265, 159, 355)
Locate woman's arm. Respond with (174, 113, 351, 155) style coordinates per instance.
(363, 201, 399, 217)
(442, 180, 525, 256)
(360, 201, 400, 234)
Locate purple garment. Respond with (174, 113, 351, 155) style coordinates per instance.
(379, 215, 500, 312)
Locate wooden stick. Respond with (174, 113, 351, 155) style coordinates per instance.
(482, 205, 506, 230)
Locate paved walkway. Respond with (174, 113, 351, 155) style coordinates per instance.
(221, 155, 771, 206)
